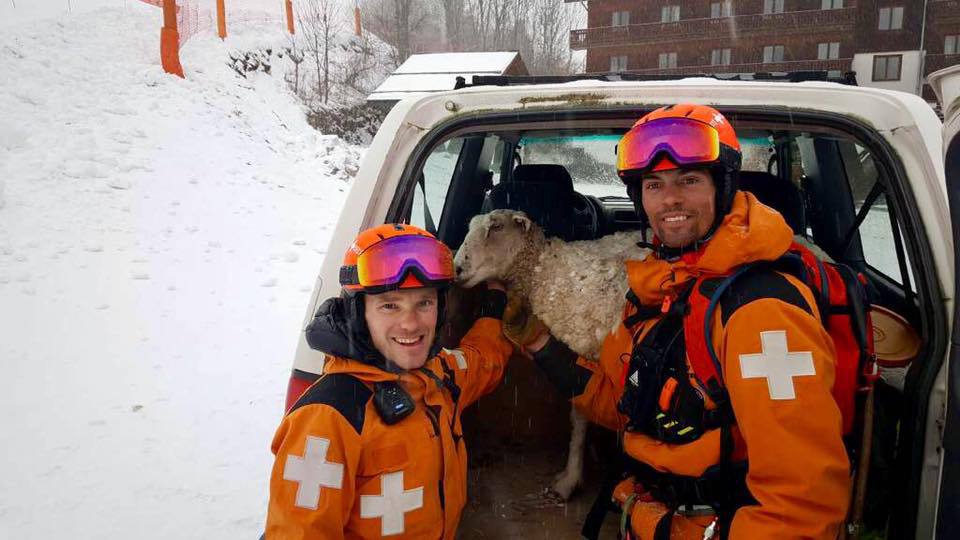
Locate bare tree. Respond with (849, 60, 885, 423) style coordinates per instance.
(465, 0, 488, 50)
(298, 0, 345, 104)
(363, 0, 431, 66)
(464, 0, 532, 52)
(487, 0, 514, 49)
(435, 0, 465, 50)
(334, 33, 391, 101)
(363, 0, 575, 75)
(284, 34, 306, 97)
(527, 0, 574, 75)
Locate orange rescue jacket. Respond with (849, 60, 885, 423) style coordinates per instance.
(265, 311, 512, 539)
(564, 192, 851, 539)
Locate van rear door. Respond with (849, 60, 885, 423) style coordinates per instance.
(931, 64, 960, 538)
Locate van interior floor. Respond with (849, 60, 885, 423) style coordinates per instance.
(458, 433, 621, 539)
(455, 353, 621, 539)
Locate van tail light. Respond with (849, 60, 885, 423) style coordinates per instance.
(285, 369, 320, 412)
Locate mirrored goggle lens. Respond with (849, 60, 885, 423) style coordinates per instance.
(355, 235, 454, 287)
(617, 117, 720, 174)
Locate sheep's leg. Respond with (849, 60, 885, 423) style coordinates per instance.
(551, 407, 587, 500)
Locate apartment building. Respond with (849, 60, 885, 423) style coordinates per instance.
(569, 0, 960, 99)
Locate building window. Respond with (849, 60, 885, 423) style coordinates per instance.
(762, 45, 785, 63)
(661, 5, 680, 23)
(872, 54, 902, 81)
(711, 48, 732, 65)
(946, 35, 959, 55)
(821, 0, 843, 9)
(659, 52, 678, 69)
(817, 42, 840, 60)
(612, 10, 630, 27)
(711, 1, 732, 18)
(878, 6, 904, 30)
(763, 0, 784, 15)
(610, 55, 628, 71)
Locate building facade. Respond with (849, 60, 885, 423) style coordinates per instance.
(569, 0, 960, 99)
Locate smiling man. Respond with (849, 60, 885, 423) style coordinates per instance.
(515, 105, 850, 539)
(635, 167, 715, 249)
(265, 224, 512, 539)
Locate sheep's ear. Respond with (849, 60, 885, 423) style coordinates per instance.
(484, 219, 502, 239)
(512, 214, 532, 232)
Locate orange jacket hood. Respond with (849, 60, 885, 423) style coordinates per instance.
(626, 190, 794, 305)
(322, 354, 455, 404)
(322, 355, 400, 383)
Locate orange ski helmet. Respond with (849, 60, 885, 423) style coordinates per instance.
(616, 104, 742, 236)
(336, 224, 455, 365)
(340, 224, 455, 295)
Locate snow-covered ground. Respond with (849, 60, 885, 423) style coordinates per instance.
(0, 4, 361, 538)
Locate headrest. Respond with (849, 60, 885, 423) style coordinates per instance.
(513, 164, 575, 192)
(482, 164, 577, 240)
(738, 171, 805, 234)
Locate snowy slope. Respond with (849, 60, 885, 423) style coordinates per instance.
(0, 4, 359, 538)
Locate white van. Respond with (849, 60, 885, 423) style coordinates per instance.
(287, 72, 960, 538)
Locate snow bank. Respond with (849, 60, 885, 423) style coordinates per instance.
(0, 4, 360, 538)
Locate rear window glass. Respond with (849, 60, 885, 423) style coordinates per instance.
(516, 133, 623, 198)
(412, 124, 915, 298)
(516, 132, 781, 198)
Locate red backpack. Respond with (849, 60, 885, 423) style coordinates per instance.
(684, 241, 879, 439)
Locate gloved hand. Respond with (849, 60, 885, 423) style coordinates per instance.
(501, 292, 549, 349)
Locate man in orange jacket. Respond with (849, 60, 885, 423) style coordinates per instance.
(265, 224, 513, 539)
(516, 105, 851, 539)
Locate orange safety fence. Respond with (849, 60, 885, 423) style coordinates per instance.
(140, 0, 294, 77)
(140, 1, 288, 46)
(138, 0, 210, 47)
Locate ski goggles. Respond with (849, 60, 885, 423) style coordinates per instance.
(340, 234, 455, 293)
(616, 117, 721, 177)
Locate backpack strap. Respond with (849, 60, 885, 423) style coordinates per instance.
(830, 263, 876, 379)
(435, 357, 462, 405)
(288, 373, 373, 435)
(624, 288, 665, 329)
(686, 264, 757, 403)
(689, 263, 817, 413)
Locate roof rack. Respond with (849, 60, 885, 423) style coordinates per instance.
(454, 70, 858, 89)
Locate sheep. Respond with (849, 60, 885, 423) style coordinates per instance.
(454, 209, 649, 499)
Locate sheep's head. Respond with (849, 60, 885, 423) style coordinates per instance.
(454, 210, 540, 288)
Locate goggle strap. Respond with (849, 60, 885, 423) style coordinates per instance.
(339, 265, 359, 287)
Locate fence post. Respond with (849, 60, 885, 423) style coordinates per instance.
(161, 0, 184, 77)
(285, 0, 295, 34)
(354, 0, 361, 36)
(216, 0, 226, 39)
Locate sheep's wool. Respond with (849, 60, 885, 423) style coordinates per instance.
(529, 230, 648, 359)
(457, 210, 649, 360)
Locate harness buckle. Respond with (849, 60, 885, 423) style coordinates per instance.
(702, 517, 718, 540)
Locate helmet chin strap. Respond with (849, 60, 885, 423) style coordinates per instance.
(636, 229, 716, 261)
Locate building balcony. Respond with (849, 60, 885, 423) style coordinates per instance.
(925, 54, 960, 74)
(570, 8, 856, 50)
(595, 58, 853, 76)
(930, 0, 960, 24)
